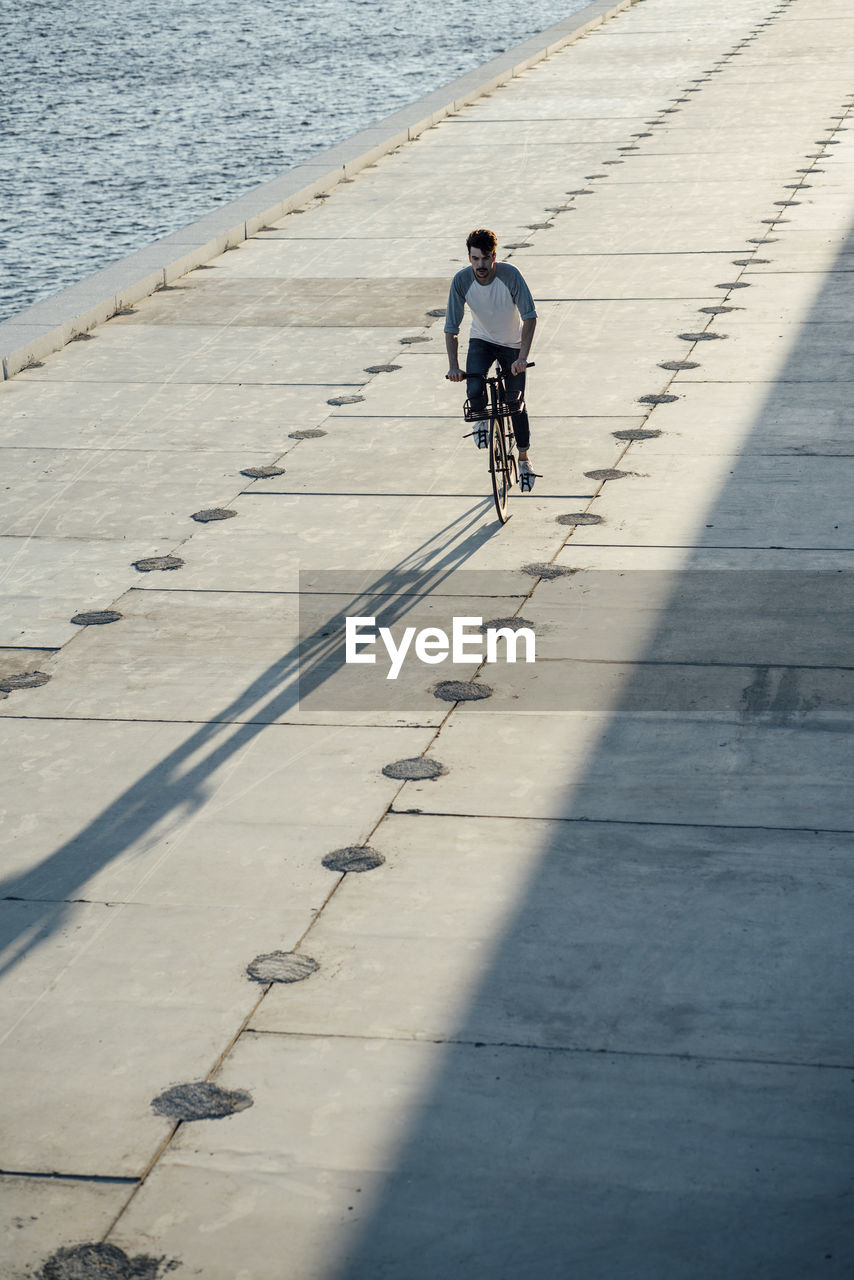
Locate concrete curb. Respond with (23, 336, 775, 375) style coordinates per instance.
(0, 0, 635, 381)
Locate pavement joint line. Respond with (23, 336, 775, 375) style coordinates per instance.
(385, 811, 854, 838)
(0, 714, 443, 729)
(0, 1170, 140, 1185)
(2, 897, 163, 907)
(239, 1029, 854, 1074)
(0, 645, 61, 652)
(527, 659, 854, 672)
(555, 544, 854, 552)
(126, 588, 534, 599)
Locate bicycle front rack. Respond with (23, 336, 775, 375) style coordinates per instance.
(463, 397, 525, 422)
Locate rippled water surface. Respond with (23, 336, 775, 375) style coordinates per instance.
(1, 0, 592, 322)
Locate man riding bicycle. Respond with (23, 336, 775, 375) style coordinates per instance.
(444, 228, 538, 491)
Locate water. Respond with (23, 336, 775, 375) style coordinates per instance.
(0, 0, 592, 324)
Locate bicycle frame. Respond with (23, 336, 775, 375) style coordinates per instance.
(461, 363, 533, 523)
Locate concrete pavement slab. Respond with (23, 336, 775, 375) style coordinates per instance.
(132, 495, 573, 594)
(2, 1177, 134, 1280)
(13, 325, 409, 388)
(0, 717, 427, 903)
(557, 543, 854, 571)
(107, 1032, 854, 1280)
(522, 251, 739, 299)
(0, 587, 536, 726)
(111, 277, 451, 330)
(0, 535, 185, 649)
(0, 448, 250, 540)
(244, 414, 638, 497)
(221, 236, 464, 279)
(675, 318, 854, 382)
(251, 813, 854, 1064)
(418, 710, 854, 830)
(566, 452, 854, 549)
(633, 379, 854, 457)
(0, 377, 336, 450)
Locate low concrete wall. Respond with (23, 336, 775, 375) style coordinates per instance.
(0, 0, 635, 381)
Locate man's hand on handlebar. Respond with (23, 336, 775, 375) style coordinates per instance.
(446, 367, 466, 382)
(510, 357, 530, 376)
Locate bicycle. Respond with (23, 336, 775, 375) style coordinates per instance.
(458, 362, 535, 524)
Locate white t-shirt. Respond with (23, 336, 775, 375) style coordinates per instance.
(444, 263, 537, 349)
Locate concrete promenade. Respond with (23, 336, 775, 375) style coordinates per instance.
(2, 0, 853, 1274)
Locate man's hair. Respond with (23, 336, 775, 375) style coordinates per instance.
(466, 228, 497, 256)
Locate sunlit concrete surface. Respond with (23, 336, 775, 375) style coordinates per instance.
(2, 0, 854, 1275)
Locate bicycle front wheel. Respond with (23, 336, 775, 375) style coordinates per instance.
(490, 417, 510, 524)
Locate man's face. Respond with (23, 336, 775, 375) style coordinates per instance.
(469, 245, 497, 283)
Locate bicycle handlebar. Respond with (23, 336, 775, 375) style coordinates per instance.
(448, 361, 535, 378)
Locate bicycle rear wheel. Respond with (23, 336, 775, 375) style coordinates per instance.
(490, 417, 510, 523)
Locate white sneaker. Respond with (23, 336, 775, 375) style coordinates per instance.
(519, 460, 536, 492)
(472, 422, 489, 449)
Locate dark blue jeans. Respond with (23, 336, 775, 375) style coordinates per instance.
(466, 337, 530, 452)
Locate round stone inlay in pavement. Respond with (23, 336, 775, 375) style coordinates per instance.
(289, 428, 326, 439)
(556, 512, 603, 526)
(678, 332, 724, 341)
(504, 242, 532, 249)
(382, 757, 447, 780)
(748, 237, 777, 243)
(585, 469, 629, 481)
(638, 393, 678, 404)
(38, 1241, 170, 1280)
(191, 508, 237, 522)
(785, 184, 810, 190)
(601, 160, 624, 165)
(133, 555, 184, 572)
(660, 360, 699, 370)
(732, 258, 770, 265)
(247, 951, 319, 984)
(521, 562, 576, 579)
(699, 306, 740, 314)
(526, 223, 553, 230)
(399, 336, 430, 344)
(240, 465, 285, 478)
(327, 394, 365, 404)
(434, 680, 493, 702)
(613, 428, 662, 441)
(0, 671, 50, 692)
(715, 282, 750, 289)
(481, 616, 535, 632)
(364, 364, 401, 374)
(426, 309, 446, 317)
(70, 610, 122, 626)
(151, 1081, 253, 1121)
(774, 201, 800, 207)
(322, 845, 385, 873)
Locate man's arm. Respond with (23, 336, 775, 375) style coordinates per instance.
(511, 317, 536, 376)
(445, 331, 464, 381)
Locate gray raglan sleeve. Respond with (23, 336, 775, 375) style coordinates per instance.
(444, 271, 467, 335)
(505, 266, 537, 320)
